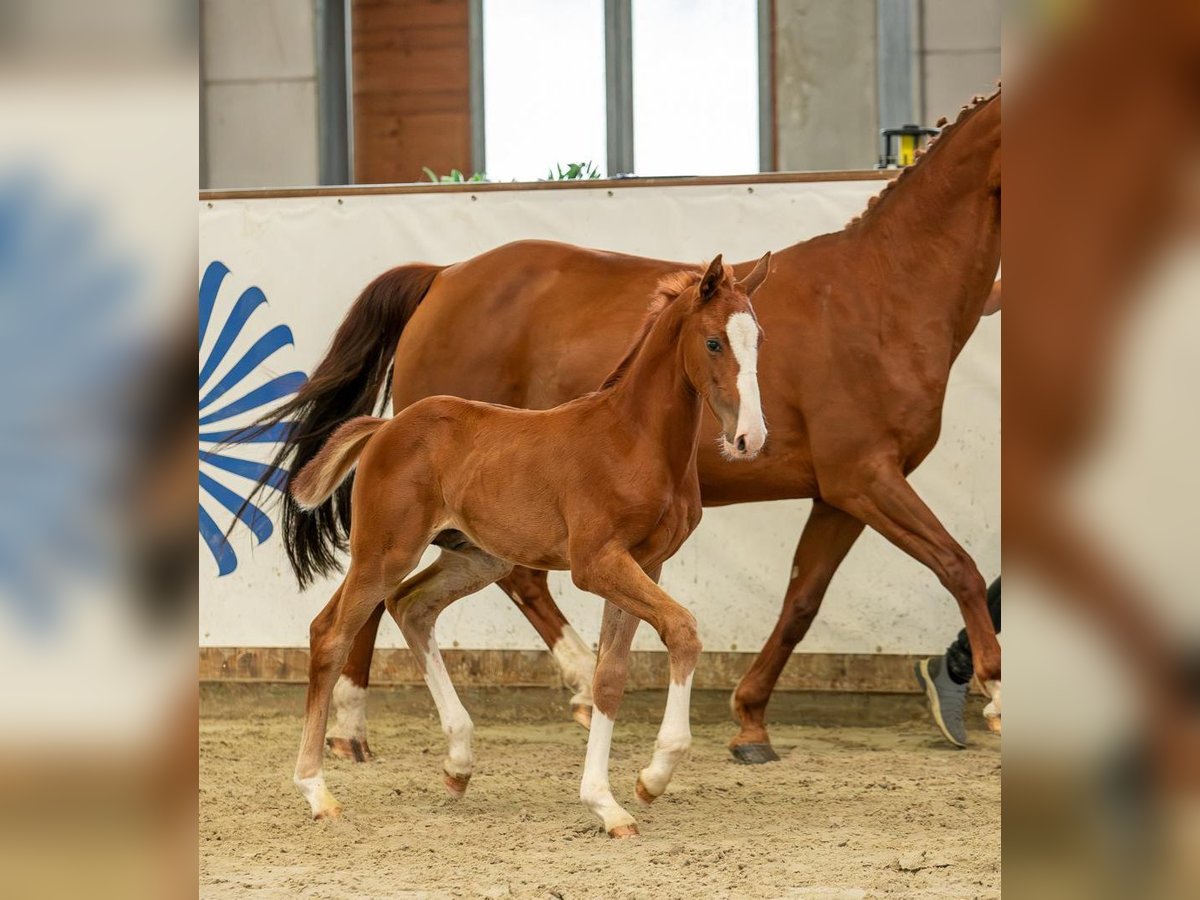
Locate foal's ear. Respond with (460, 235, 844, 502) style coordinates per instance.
(738, 251, 772, 297)
(698, 254, 724, 303)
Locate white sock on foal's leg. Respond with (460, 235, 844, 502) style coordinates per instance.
(636, 673, 694, 803)
(421, 637, 476, 797)
(294, 771, 341, 819)
(580, 711, 638, 837)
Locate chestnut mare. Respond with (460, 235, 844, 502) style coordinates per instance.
(253, 90, 1002, 764)
(288, 257, 770, 835)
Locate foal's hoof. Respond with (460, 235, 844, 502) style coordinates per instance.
(572, 704, 593, 731)
(313, 804, 343, 821)
(634, 776, 659, 806)
(608, 823, 640, 839)
(327, 736, 373, 762)
(443, 771, 471, 798)
(729, 742, 780, 765)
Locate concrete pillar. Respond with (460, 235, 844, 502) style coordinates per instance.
(201, 0, 320, 189)
(773, 0, 879, 171)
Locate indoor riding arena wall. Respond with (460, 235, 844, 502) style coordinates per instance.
(199, 173, 1000, 694)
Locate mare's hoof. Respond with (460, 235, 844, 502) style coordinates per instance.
(313, 804, 343, 821)
(572, 704, 593, 730)
(608, 824, 640, 839)
(634, 776, 658, 806)
(327, 736, 373, 762)
(443, 771, 471, 798)
(729, 742, 780, 765)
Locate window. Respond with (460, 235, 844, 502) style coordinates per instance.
(478, 0, 765, 180)
(482, 0, 608, 181)
(631, 0, 760, 176)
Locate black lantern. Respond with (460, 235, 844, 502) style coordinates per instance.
(878, 124, 939, 169)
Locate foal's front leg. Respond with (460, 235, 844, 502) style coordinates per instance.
(580, 601, 641, 836)
(575, 553, 702, 836)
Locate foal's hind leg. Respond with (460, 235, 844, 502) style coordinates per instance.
(331, 567, 594, 762)
(499, 567, 596, 728)
(387, 543, 512, 798)
(294, 554, 422, 819)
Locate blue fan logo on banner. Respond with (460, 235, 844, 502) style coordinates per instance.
(198, 261, 305, 575)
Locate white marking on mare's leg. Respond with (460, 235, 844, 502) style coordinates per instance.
(422, 638, 475, 792)
(637, 673, 694, 801)
(328, 675, 369, 743)
(982, 679, 1002, 732)
(725, 311, 766, 455)
(552, 624, 597, 710)
(580, 711, 638, 836)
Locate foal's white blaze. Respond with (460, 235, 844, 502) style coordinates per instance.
(725, 311, 766, 457)
(328, 674, 369, 744)
(422, 640, 475, 782)
(638, 672, 694, 799)
(580, 711, 637, 833)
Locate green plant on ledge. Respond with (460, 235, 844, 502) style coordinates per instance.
(422, 167, 489, 183)
(544, 161, 603, 181)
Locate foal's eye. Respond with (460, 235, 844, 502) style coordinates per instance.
(705, 338, 722, 353)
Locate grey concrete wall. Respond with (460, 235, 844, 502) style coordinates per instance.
(919, 0, 1001, 124)
(201, 0, 320, 189)
(774, 0, 879, 171)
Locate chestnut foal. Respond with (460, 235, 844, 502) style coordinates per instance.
(288, 254, 770, 835)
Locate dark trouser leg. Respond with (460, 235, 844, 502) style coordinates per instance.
(945, 576, 1002, 685)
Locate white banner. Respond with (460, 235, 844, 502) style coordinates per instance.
(199, 179, 999, 654)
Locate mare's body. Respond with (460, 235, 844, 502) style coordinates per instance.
(255, 92, 1003, 761)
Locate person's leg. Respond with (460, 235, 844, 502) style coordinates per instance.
(917, 576, 1001, 747)
(945, 576, 1002, 685)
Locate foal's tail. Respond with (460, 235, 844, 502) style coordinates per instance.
(290, 417, 387, 511)
(238, 263, 444, 588)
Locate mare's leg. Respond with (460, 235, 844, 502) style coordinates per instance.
(729, 501, 865, 763)
(580, 601, 641, 837)
(327, 601, 386, 761)
(498, 567, 596, 728)
(831, 463, 1002, 710)
(574, 552, 702, 836)
(388, 545, 512, 798)
(294, 551, 422, 819)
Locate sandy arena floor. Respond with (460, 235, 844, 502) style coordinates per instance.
(200, 684, 1000, 898)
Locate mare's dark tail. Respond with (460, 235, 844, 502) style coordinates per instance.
(240, 264, 444, 588)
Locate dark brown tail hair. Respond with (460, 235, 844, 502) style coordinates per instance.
(238, 264, 443, 587)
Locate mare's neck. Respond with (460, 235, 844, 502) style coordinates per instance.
(606, 306, 702, 475)
(847, 113, 1001, 357)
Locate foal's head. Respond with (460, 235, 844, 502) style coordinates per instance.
(679, 252, 771, 460)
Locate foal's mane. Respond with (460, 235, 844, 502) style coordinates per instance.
(598, 268, 705, 391)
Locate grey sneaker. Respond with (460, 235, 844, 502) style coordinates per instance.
(915, 656, 969, 748)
